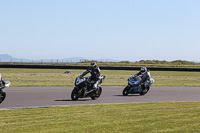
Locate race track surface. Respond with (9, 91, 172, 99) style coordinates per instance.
(1, 86, 200, 109)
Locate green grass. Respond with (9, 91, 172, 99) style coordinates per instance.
(1, 68, 199, 132)
(0, 102, 200, 132)
(1, 68, 200, 87)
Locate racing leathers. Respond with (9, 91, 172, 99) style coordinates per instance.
(80, 66, 101, 90)
(0, 73, 2, 87)
(133, 70, 151, 89)
(0, 73, 5, 87)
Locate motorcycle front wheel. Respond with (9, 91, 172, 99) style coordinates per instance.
(122, 86, 130, 96)
(0, 90, 6, 104)
(91, 87, 102, 100)
(71, 87, 81, 101)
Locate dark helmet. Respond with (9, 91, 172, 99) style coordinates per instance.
(140, 67, 147, 73)
(89, 62, 97, 70)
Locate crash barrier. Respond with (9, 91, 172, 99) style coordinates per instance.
(0, 64, 200, 71)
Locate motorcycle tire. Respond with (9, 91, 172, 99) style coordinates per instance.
(140, 87, 150, 95)
(0, 90, 6, 104)
(71, 87, 81, 101)
(91, 87, 102, 100)
(122, 86, 130, 96)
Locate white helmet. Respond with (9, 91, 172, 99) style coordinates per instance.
(140, 67, 147, 73)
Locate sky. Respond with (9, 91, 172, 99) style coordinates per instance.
(0, 0, 200, 62)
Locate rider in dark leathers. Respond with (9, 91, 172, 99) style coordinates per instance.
(80, 62, 101, 90)
(133, 67, 150, 89)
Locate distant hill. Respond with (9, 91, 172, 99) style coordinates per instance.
(0, 54, 86, 63)
(0, 54, 20, 62)
(0, 54, 119, 63)
(0, 54, 15, 59)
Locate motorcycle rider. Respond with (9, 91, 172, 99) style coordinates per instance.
(0, 73, 3, 87)
(80, 62, 101, 90)
(133, 67, 151, 89)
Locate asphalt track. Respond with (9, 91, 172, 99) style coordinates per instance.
(0, 86, 200, 109)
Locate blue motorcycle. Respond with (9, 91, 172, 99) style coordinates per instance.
(122, 76, 154, 96)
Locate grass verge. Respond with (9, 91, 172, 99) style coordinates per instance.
(0, 102, 200, 132)
(1, 68, 200, 87)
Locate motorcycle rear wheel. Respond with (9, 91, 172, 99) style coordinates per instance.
(122, 86, 130, 96)
(71, 87, 81, 101)
(0, 90, 6, 104)
(91, 87, 102, 100)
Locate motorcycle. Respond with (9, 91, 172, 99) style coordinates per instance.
(122, 76, 154, 96)
(0, 74, 11, 104)
(71, 75, 106, 101)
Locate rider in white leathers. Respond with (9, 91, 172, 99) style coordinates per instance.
(133, 67, 151, 89)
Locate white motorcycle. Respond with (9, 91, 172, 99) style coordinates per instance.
(0, 74, 11, 104)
